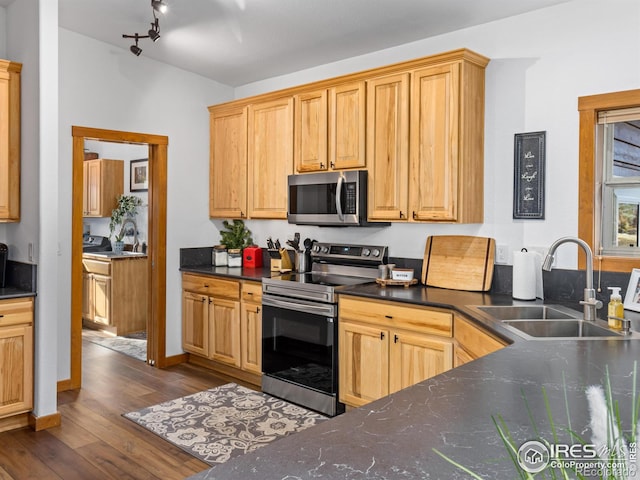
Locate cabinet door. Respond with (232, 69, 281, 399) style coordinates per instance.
(247, 97, 294, 219)
(410, 63, 460, 221)
(209, 297, 241, 367)
(329, 81, 366, 170)
(92, 274, 111, 325)
(389, 332, 453, 394)
(295, 90, 328, 172)
(454, 345, 475, 367)
(240, 301, 262, 374)
(0, 61, 20, 222)
(366, 73, 409, 221)
(83, 160, 102, 216)
(82, 272, 93, 321)
(209, 105, 248, 219)
(0, 324, 33, 417)
(182, 291, 209, 356)
(339, 321, 389, 407)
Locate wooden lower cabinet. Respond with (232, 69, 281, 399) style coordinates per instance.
(339, 296, 453, 408)
(82, 255, 147, 336)
(453, 313, 507, 367)
(0, 297, 34, 424)
(240, 281, 262, 375)
(182, 273, 261, 382)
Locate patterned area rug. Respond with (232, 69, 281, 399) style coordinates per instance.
(123, 383, 328, 465)
(83, 329, 147, 362)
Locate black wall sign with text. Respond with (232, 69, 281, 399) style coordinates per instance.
(513, 131, 546, 219)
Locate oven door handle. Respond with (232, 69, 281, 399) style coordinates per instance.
(262, 295, 336, 317)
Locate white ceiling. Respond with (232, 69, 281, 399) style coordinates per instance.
(41, 0, 569, 86)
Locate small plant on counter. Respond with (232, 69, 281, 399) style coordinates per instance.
(109, 194, 143, 241)
(219, 219, 253, 250)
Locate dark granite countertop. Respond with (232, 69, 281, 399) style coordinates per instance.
(188, 339, 640, 479)
(181, 264, 640, 479)
(0, 286, 36, 300)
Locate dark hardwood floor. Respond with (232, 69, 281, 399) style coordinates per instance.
(0, 339, 234, 479)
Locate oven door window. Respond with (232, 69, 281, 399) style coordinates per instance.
(262, 304, 336, 395)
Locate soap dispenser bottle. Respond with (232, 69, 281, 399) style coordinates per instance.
(607, 287, 624, 330)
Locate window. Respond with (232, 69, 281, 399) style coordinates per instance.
(578, 89, 640, 272)
(599, 108, 640, 254)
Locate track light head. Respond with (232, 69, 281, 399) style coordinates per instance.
(148, 19, 160, 42)
(130, 44, 142, 56)
(151, 0, 168, 14)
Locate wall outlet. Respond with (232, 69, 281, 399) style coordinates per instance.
(496, 244, 509, 264)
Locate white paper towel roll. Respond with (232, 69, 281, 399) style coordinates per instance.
(512, 250, 542, 300)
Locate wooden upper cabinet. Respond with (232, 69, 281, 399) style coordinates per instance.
(366, 73, 410, 221)
(83, 159, 124, 217)
(294, 90, 328, 172)
(0, 60, 21, 222)
(329, 81, 366, 170)
(209, 105, 248, 219)
(409, 58, 486, 223)
(247, 97, 294, 219)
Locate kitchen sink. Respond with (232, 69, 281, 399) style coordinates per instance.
(475, 305, 577, 320)
(502, 319, 621, 338)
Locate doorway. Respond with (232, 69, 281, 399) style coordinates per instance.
(66, 126, 168, 391)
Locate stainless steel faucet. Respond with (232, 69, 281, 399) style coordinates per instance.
(542, 237, 602, 321)
(119, 218, 138, 251)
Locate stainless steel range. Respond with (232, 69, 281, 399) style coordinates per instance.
(261, 242, 388, 416)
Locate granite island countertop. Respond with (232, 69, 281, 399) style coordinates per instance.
(179, 264, 640, 479)
(188, 339, 640, 479)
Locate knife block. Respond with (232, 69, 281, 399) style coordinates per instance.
(279, 248, 293, 271)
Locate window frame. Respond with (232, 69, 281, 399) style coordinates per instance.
(578, 88, 640, 272)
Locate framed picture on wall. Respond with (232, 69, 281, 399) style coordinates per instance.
(130, 159, 148, 192)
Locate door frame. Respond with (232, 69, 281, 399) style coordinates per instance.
(67, 126, 168, 390)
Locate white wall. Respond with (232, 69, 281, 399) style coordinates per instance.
(58, 28, 234, 373)
(236, 0, 640, 270)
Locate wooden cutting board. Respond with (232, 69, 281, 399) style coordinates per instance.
(421, 235, 495, 291)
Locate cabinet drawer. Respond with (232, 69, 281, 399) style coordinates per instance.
(241, 281, 262, 304)
(0, 298, 34, 327)
(339, 296, 452, 337)
(82, 258, 111, 276)
(182, 273, 240, 300)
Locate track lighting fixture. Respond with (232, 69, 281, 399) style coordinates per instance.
(122, 0, 166, 56)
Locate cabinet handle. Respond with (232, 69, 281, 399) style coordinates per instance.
(385, 315, 393, 319)
(412, 211, 417, 219)
(240, 211, 245, 218)
(380, 332, 385, 340)
(201, 298, 206, 303)
(330, 162, 335, 168)
(208, 299, 213, 304)
(394, 334, 399, 343)
(399, 211, 404, 219)
(256, 307, 260, 313)
(247, 292, 253, 296)
(320, 162, 325, 169)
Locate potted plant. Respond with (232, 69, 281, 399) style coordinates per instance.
(218, 219, 253, 267)
(109, 194, 143, 253)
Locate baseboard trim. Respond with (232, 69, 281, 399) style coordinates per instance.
(57, 378, 76, 392)
(29, 411, 62, 431)
(0, 413, 30, 433)
(160, 353, 188, 368)
(188, 355, 261, 387)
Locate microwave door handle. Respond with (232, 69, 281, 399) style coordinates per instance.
(336, 173, 345, 222)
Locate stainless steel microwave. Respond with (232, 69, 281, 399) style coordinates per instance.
(288, 170, 387, 227)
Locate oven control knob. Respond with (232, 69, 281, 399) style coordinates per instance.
(362, 248, 371, 257)
(312, 245, 321, 253)
(321, 246, 330, 254)
(372, 249, 381, 257)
